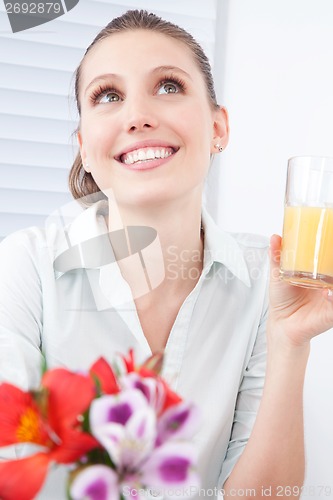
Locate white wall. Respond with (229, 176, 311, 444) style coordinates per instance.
(217, 1, 333, 497)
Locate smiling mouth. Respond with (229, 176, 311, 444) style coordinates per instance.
(118, 146, 178, 166)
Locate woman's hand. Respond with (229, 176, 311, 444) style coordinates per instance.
(268, 234, 333, 348)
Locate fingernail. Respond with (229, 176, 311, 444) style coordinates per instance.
(328, 289, 333, 297)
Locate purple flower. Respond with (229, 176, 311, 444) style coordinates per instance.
(72, 386, 201, 499)
(141, 442, 200, 498)
(121, 372, 165, 414)
(157, 401, 200, 445)
(70, 465, 119, 500)
(90, 389, 157, 468)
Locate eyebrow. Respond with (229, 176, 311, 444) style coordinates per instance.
(84, 74, 119, 97)
(84, 65, 192, 96)
(152, 65, 192, 79)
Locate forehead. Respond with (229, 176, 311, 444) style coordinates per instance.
(81, 29, 203, 83)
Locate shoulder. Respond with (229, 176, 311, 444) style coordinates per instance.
(230, 231, 269, 258)
(0, 227, 51, 287)
(0, 200, 107, 259)
(0, 226, 47, 256)
(202, 208, 269, 280)
(231, 232, 269, 249)
(232, 232, 270, 281)
(202, 208, 270, 288)
(230, 232, 269, 265)
(220, 231, 270, 290)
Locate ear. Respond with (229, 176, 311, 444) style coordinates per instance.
(210, 106, 229, 154)
(77, 130, 90, 172)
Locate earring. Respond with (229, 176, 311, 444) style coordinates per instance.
(214, 144, 223, 153)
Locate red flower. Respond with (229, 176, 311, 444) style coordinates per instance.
(0, 369, 98, 500)
(89, 357, 119, 395)
(122, 348, 136, 373)
(0, 384, 49, 448)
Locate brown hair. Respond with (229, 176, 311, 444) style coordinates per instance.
(69, 9, 219, 201)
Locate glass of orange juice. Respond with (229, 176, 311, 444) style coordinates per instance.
(280, 156, 333, 288)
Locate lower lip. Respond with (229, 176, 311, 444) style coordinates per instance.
(119, 152, 176, 171)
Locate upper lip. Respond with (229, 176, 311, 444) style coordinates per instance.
(115, 140, 179, 161)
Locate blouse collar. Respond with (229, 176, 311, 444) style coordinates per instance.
(49, 200, 250, 287)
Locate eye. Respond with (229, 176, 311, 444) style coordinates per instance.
(99, 92, 121, 103)
(89, 85, 122, 104)
(157, 78, 185, 95)
(158, 82, 179, 95)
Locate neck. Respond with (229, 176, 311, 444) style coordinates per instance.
(107, 197, 204, 305)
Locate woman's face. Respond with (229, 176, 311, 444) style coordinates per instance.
(77, 30, 228, 209)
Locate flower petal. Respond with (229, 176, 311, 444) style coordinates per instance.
(121, 373, 165, 413)
(50, 428, 98, 464)
(91, 398, 156, 470)
(70, 465, 119, 500)
(121, 407, 157, 468)
(0, 452, 49, 500)
(157, 402, 200, 445)
(42, 369, 95, 429)
(90, 358, 119, 395)
(141, 442, 200, 496)
(127, 407, 156, 443)
(159, 380, 182, 414)
(139, 351, 164, 376)
(90, 389, 148, 430)
(0, 383, 48, 447)
(122, 349, 135, 373)
(91, 422, 125, 466)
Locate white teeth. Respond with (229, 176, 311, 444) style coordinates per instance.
(121, 147, 174, 165)
(146, 149, 155, 159)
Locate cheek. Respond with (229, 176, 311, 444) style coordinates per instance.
(80, 114, 117, 155)
(176, 104, 213, 143)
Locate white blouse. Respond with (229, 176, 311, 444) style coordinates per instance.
(0, 200, 269, 499)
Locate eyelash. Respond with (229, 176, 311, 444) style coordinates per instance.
(89, 85, 115, 104)
(155, 76, 187, 94)
(89, 76, 187, 104)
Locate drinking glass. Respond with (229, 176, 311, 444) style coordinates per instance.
(280, 156, 333, 288)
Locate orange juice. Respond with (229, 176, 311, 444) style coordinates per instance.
(281, 206, 333, 284)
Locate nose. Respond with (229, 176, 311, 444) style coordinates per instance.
(123, 97, 159, 133)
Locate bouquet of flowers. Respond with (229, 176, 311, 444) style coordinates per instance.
(0, 351, 200, 500)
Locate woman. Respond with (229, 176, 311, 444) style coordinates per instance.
(1, 9, 333, 499)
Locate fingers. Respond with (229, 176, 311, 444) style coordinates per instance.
(269, 234, 282, 263)
(323, 288, 333, 301)
(269, 234, 282, 278)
